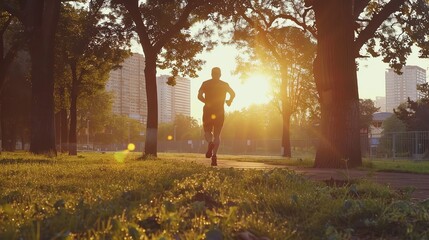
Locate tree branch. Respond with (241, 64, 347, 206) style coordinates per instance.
(275, 13, 317, 38)
(153, 0, 200, 52)
(354, 0, 371, 17)
(354, 0, 405, 57)
(119, 0, 152, 52)
(0, 15, 13, 35)
(0, 2, 24, 22)
(239, 10, 282, 61)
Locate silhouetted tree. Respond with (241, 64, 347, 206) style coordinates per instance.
(300, 0, 429, 168)
(1, 59, 30, 151)
(56, 1, 130, 155)
(2, 0, 61, 155)
(359, 99, 380, 132)
(231, 1, 317, 157)
(112, 0, 219, 157)
(394, 83, 429, 131)
(0, 11, 23, 92)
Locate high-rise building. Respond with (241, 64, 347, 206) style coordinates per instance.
(106, 53, 147, 123)
(385, 65, 426, 112)
(106, 54, 191, 124)
(157, 75, 191, 123)
(374, 96, 386, 112)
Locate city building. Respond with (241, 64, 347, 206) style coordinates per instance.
(106, 53, 191, 124)
(157, 75, 191, 123)
(106, 53, 147, 123)
(385, 65, 426, 112)
(374, 96, 386, 112)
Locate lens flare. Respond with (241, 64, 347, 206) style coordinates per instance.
(127, 143, 136, 151)
(211, 114, 216, 120)
(167, 135, 173, 140)
(114, 150, 129, 163)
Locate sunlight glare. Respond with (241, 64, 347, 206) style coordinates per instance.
(127, 143, 136, 151)
(230, 73, 272, 110)
(114, 150, 129, 163)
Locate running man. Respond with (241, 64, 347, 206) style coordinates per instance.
(198, 67, 235, 166)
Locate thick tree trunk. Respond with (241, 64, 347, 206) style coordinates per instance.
(29, 1, 60, 155)
(0, 40, 20, 91)
(55, 108, 68, 153)
(60, 108, 68, 152)
(143, 55, 158, 157)
(1, 115, 16, 151)
(280, 71, 292, 158)
(282, 110, 292, 157)
(68, 62, 78, 155)
(312, 0, 362, 168)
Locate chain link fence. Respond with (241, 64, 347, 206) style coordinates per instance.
(72, 131, 429, 160)
(369, 131, 429, 160)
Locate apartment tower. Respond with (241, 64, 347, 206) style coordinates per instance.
(385, 65, 426, 112)
(106, 54, 191, 124)
(106, 53, 147, 123)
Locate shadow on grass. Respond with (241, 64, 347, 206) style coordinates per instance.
(0, 158, 56, 165)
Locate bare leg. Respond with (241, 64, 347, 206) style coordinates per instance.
(212, 126, 222, 156)
(204, 131, 213, 143)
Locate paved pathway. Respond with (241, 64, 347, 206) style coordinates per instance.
(195, 158, 429, 200)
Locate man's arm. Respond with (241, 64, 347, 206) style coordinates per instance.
(198, 86, 205, 103)
(225, 85, 235, 106)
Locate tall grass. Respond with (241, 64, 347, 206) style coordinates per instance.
(0, 152, 428, 239)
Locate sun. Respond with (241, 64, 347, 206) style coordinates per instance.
(245, 73, 272, 104)
(229, 72, 272, 110)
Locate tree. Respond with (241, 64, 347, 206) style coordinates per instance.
(0, 10, 26, 153)
(158, 115, 201, 141)
(359, 99, 380, 132)
(77, 90, 114, 142)
(289, 0, 429, 168)
(56, 1, 130, 155)
(394, 83, 429, 131)
(230, 1, 317, 157)
(1, 58, 31, 151)
(100, 114, 144, 147)
(378, 113, 406, 157)
(112, 0, 219, 157)
(382, 114, 406, 133)
(173, 114, 200, 141)
(0, 11, 23, 92)
(2, 0, 61, 155)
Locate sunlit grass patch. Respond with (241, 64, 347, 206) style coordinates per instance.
(362, 158, 429, 174)
(0, 152, 428, 239)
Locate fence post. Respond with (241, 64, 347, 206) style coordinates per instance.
(415, 131, 418, 156)
(392, 133, 396, 159)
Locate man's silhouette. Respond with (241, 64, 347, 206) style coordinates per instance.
(198, 67, 235, 166)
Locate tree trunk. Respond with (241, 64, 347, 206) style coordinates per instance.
(55, 108, 68, 153)
(1, 114, 16, 151)
(29, 1, 60, 155)
(281, 73, 292, 157)
(312, 0, 362, 168)
(143, 54, 158, 157)
(68, 62, 78, 155)
(60, 108, 68, 152)
(282, 110, 292, 157)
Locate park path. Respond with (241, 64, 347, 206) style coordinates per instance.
(193, 158, 429, 200)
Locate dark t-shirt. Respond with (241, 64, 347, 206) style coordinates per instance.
(199, 79, 231, 112)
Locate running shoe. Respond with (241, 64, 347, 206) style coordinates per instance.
(211, 155, 217, 166)
(206, 142, 214, 158)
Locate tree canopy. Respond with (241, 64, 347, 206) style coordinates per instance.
(394, 83, 429, 131)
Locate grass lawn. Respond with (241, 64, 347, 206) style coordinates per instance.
(189, 151, 429, 174)
(1, 152, 429, 239)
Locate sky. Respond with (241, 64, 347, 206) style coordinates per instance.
(132, 44, 429, 122)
